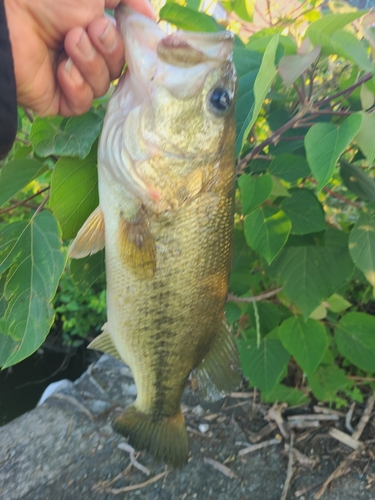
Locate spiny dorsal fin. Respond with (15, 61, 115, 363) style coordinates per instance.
(194, 319, 241, 402)
(118, 209, 156, 280)
(87, 325, 121, 360)
(69, 206, 105, 259)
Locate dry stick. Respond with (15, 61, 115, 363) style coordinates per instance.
(238, 437, 282, 457)
(227, 287, 283, 304)
(346, 402, 356, 434)
(281, 433, 295, 500)
(0, 187, 50, 216)
(329, 428, 362, 450)
(106, 471, 168, 494)
(117, 442, 150, 476)
(352, 394, 375, 441)
(314, 445, 364, 500)
(203, 457, 236, 479)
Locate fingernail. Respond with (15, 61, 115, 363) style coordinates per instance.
(65, 58, 84, 85)
(77, 30, 96, 59)
(99, 20, 117, 52)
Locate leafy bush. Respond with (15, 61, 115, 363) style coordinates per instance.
(1, 0, 375, 407)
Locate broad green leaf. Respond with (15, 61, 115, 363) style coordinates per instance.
(247, 301, 281, 336)
(355, 112, 375, 164)
(49, 147, 99, 239)
(280, 188, 326, 235)
(305, 114, 362, 190)
(335, 312, 375, 373)
(159, 4, 222, 32)
(309, 365, 352, 402)
(270, 177, 290, 198)
(0, 332, 18, 368)
(236, 34, 279, 157)
(244, 206, 291, 264)
(222, 0, 254, 21)
(349, 211, 375, 290)
(246, 31, 296, 55)
(340, 161, 375, 202)
(326, 293, 351, 313)
(305, 12, 367, 48)
(262, 384, 310, 406)
(238, 174, 273, 215)
(278, 46, 320, 87)
(0, 159, 46, 207)
(360, 84, 375, 111)
(237, 337, 290, 393)
(268, 154, 311, 182)
(330, 30, 372, 71)
(70, 250, 105, 294)
(0, 221, 28, 274)
(270, 230, 354, 317)
(0, 212, 67, 368)
(185, 0, 201, 9)
(30, 111, 103, 159)
(279, 317, 328, 376)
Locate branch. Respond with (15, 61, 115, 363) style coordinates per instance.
(227, 287, 283, 303)
(316, 73, 372, 107)
(0, 187, 50, 216)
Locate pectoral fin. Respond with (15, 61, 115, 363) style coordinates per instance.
(87, 325, 121, 360)
(194, 320, 241, 402)
(118, 209, 156, 280)
(69, 207, 105, 259)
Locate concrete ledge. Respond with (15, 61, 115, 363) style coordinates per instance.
(1, 355, 374, 500)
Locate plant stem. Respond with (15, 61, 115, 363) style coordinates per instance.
(227, 287, 283, 303)
(0, 187, 50, 216)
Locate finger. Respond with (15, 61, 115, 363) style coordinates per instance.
(57, 57, 94, 116)
(87, 18, 124, 81)
(65, 28, 111, 97)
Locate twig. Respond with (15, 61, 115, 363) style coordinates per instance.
(352, 394, 375, 441)
(33, 192, 50, 216)
(117, 442, 150, 476)
(265, 403, 290, 440)
(314, 445, 364, 499)
(229, 391, 254, 399)
(47, 393, 94, 421)
(227, 288, 282, 303)
(313, 406, 345, 417)
(203, 457, 236, 479)
(329, 428, 362, 450)
(345, 402, 356, 434)
(316, 73, 372, 107)
(284, 443, 318, 468)
(15, 136, 31, 146)
(237, 437, 282, 456)
(281, 433, 295, 500)
(0, 187, 50, 216)
(249, 422, 277, 443)
(287, 414, 339, 422)
(348, 376, 375, 382)
(105, 471, 168, 494)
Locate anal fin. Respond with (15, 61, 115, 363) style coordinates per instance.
(69, 206, 105, 259)
(87, 324, 121, 360)
(194, 320, 241, 402)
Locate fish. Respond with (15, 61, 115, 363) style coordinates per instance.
(69, 6, 239, 468)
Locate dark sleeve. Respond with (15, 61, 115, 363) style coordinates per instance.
(0, 0, 17, 159)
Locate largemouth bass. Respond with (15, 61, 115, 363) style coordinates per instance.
(69, 6, 239, 467)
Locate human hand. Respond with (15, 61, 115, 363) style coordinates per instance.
(4, 0, 155, 116)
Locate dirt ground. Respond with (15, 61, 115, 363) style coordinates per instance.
(0, 354, 374, 500)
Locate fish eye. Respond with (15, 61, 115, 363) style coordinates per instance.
(208, 87, 232, 115)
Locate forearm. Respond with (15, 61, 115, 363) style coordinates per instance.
(0, 0, 17, 159)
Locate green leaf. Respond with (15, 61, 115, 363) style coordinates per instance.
(326, 293, 351, 313)
(335, 312, 375, 373)
(270, 230, 354, 317)
(246, 30, 296, 55)
(0, 221, 28, 274)
(280, 188, 326, 235)
(0, 159, 46, 207)
(305, 114, 362, 190)
(340, 161, 375, 202)
(355, 112, 375, 164)
(70, 250, 105, 294)
(278, 46, 320, 87)
(244, 206, 291, 264)
(268, 154, 311, 182)
(30, 111, 103, 159)
(309, 365, 352, 402)
(279, 317, 328, 376)
(0, 212, 67, 368)
(349, 211, 375, 290)
(238, 174, 273, 215)
(330, 30, 372, 71)
(236, 34, 279, 157)
(49, 146, 99, 239)
(159, 4, 222, 32)
(305, 12, 368, 48)
(262, 384, 310, 406)
(237, 336, 290, 393)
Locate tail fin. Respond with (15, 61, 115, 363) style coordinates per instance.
(112, 405, 189, 468)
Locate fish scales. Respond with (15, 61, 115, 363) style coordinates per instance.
(69, 6, 240, 467)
